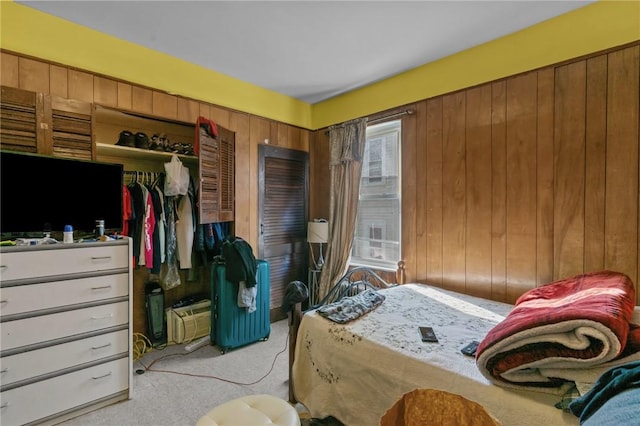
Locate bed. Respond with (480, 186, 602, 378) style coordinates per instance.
(289, 269, 640, 426)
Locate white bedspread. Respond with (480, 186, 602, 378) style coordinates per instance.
(292, 283, 580, 426)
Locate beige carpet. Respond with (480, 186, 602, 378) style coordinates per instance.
(57, 319, 340, 426)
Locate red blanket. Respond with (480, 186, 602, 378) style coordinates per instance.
(476, 270, 639, 393)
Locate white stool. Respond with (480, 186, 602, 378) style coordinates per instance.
(196, 394, 301, 426)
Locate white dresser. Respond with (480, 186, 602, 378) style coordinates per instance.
(0, 238, 133, 426)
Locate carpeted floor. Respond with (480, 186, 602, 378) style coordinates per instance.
(57, 319, 341, 426)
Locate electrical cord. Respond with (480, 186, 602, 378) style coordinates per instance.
(136, 334, 289, 386)
(132, 332, 154, 362)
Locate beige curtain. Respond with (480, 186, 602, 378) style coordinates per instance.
(318, 117, 367, 299)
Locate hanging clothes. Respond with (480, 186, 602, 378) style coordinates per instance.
(176, 192, 194, 269)
(122, 185, 132, 236)
(149, 185, 164, 274)
(136, 184, 153, 267)
(161, 196, 181, 289)
(127, 182, 145, 265)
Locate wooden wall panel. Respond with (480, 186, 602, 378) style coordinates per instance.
(49, 65, 68, 98)
(250, 116, 274, 251)
(230, 112, 252, 245)
(465, 85, 492, 298)
(309, 129, 330, 223)
(299, 128, 311, 154)
(1, 52, 19, 87)
(505, 73, 538, 303)
(605, 46, 639, 294)
(67, 69, 93, 102)
(554, 61, 587, 279)
(276, 122, 288, 147)
(287, 126, 301, 151)
(131, 86, 152, 114)
(491, 81, 507, 302)
(117, 82, 132, 110)
(584, 56, 607, 273)
(414, 101, 428, 282)
(441, 92, 466, 293)
(425, 98, 443, 287)
(199, 103, 211, 120)
(536, 69, 554, 286)
(177, 98, 200, 123)
(406, 44, 637, 303)
(19, 57, 49, 94)
(210, 105, 230, 129)
(152, 91, 177, 120)
(18, 57, 49, 94)
(94, 76, 118, 107)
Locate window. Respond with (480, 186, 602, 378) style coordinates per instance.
(351, 120, 401, 269)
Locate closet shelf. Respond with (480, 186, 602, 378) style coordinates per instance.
(96, 142, 198, 165)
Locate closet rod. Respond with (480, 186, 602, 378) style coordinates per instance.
(324, 109, 413, 135)
(123, 170, 162, 185)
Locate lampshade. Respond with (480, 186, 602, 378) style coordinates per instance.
(307, 220, 328, 243)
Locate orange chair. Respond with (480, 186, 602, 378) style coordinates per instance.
(380, 388, 501, 426)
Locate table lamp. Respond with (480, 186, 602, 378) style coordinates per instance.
(307, 219, 328, 269)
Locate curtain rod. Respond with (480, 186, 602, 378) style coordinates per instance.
(368, 109, 413, 125)
(324, 109, 413, 135)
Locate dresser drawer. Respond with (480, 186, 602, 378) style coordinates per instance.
(0, 329, 128, 387)
(0, 273, 129, 318)
(1, 301, 129, 351)
(0, 243, 129, 282)
(0, 357, 129, 426)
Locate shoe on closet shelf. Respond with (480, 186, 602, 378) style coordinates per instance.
(159, 133, 171, 152)
(182, 143, 194, 156)
(116, 130, 135, 147)
(134, 132, 149, 149)
(149, 134, 165, 151)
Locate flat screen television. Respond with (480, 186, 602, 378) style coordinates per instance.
(1, 150, 123, 239)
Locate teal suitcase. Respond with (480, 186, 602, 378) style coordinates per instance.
(210, 259, 270, 353)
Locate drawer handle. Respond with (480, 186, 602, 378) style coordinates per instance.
(0, 368, 8, 373)
(91, 256, 112, 262)
(0, 265, 7, 270)
(92, 371, 112, 380)
(0, 402, 8, 409)
(91, 314, 113, 320)
(91, 285, 112, 291)
(91, 343, 112, 350)
(0, 299, 7, 304)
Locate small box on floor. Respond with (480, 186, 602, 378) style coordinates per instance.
(166, 299, 211, 345)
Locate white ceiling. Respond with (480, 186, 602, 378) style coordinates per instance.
(18, 1, 595, 104)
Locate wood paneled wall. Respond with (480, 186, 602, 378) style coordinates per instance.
(1, 50, 312, 332)
(391, 43, 639, 304)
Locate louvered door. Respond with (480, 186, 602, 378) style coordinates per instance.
(0, 86, 94, 160)
(198, 125, 235, 223)
(48, 96, 94, 160)
(0, 86, 45, 153)
(258, 145, 308, 319)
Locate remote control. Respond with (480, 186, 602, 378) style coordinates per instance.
(419, 326, 438, 343)
(461, 340, 480, 356)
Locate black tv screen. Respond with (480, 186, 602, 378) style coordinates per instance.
(1, 151, 123, 238)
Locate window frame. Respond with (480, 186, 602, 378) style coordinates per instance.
(350, 119, 402, 271)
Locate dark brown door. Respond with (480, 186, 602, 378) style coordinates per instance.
(258, 145, 308, 321)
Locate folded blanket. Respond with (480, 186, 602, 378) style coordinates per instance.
(476, 270, 639, 394)
(317, 288, 386, 324)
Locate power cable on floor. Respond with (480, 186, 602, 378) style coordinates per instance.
(136, 334, 289, 386)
